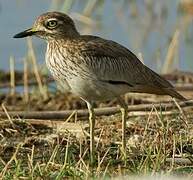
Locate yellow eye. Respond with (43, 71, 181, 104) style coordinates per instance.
(46, 19, 58, 29)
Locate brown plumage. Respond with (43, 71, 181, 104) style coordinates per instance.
(13, 12, 186, 163)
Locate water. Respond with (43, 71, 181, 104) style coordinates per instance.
(0, 0, 193, 72)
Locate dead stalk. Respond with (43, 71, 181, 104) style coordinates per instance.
(0, 143, 23, 178)
(138, 52, 144, 64)
(23, 58, 29, 103)
(27, 37, 47, 99)
(162, 30, 180, 73)
(83, 0, 98, 16)
(1, 103, 13, 125)
(172, 98, 188, 126)
(96, 147, 110, 174)
(9, 56, 15, 96)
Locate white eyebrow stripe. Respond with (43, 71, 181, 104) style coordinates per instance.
(47, 18, 58, 21)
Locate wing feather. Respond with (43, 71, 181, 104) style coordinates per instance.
(78, 36, 171, 87)
(75, 35, 186, 100)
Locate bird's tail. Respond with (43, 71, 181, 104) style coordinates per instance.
(130, 85, 187, 101)
(164, 88, 187, 101)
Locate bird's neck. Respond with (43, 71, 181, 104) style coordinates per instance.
(47, 38, 72, 48)
(47, 29, 80, 42)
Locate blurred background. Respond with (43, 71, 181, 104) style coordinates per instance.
(0, 0, 193, 73)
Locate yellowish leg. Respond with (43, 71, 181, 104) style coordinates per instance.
(86, 102, 95, 165)
(118, 98, 128, 159)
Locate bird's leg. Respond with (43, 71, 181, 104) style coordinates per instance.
(118, 97, 128, 159)
(86, 102, 95, 165)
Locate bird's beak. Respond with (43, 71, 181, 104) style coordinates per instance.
(13, 28, 37, 38)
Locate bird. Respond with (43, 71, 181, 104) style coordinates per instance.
(13, 11, 186, 163)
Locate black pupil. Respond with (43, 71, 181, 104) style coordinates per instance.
(49, 20, 56, 26)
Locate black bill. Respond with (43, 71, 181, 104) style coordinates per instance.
(13, 28, 37, 38)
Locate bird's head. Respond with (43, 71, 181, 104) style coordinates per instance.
(13, 12, 79, 40)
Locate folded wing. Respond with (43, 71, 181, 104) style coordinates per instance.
(77, 36, 186, 101)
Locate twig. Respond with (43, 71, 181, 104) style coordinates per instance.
(0, 100, 193, 120)
(162, 70, 193, 83)
(1, 69, 193, 91)
(166, 157, 193, 165)
(0, 77, 54, 89)
(175, 84, 193, 91)
(1, 80, 193, 92)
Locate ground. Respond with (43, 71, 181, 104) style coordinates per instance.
(1, 70, 193, 179)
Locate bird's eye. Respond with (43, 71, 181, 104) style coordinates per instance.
(46, 19, 58, 29)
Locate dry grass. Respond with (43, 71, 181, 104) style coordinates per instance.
(1, 90, 193, 179)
